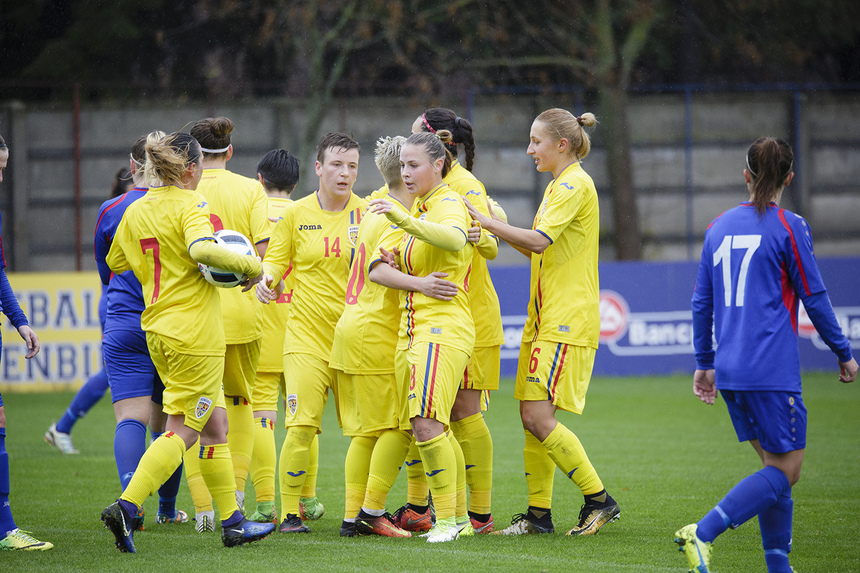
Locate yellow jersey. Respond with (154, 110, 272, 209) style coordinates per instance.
(195, 168, 269, 343)
(258, 196, 294, 372)
(394, 184, 475, 355)
(263, 191, 368, 361)
(444, 161, 504, 348)
(523, 162, 600, 348)
(329, 192, 410, 375)
(107, 185, 224, 355)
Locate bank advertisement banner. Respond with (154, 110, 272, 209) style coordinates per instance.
(1, 272, 103, 393)
(491, 257, 860, 378)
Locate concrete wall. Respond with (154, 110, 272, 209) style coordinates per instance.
(2, 90, 859, 271)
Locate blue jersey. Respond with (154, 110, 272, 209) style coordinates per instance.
(692, 202, 851, 392)
(0, 212, 28, 331)
(94, 188, 147, 334)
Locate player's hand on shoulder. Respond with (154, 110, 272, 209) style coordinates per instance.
(838, 357, 858, 384)
(368, 199, 393, 214)
(693, 369, 716, 405)
(17, 325, 40, 359)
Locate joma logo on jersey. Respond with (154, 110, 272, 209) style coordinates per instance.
(298, 224, 322, 231)
(525, 375, 542, 384)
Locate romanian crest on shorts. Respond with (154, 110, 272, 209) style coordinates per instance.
(348, 225, 359, 246)
(195, 396, 213, 419)
(287, 393, 298, 416)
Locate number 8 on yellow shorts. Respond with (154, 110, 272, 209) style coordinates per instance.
(399, 341, 470, 428)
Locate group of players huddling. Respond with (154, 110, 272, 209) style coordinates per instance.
(2, 106, 854, 573)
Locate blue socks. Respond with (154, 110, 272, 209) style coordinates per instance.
(114, 419, 147, 491)
(0, 428, 16, 537)
(151, 431, 184, 517)
(222, 509, 243, 528)
(56, 369, 109, 434)
(697, 466, 791, 544)
(760, 490, 793, 573)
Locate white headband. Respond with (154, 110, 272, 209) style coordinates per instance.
(200, 145, 230, 153)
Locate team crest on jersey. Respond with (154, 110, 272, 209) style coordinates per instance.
(348, 225, 359, 246)
(195, 397, 213, 419)
(287, 394, 298, 416)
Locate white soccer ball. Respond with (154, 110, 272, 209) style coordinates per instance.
(198, 229, 255, 288)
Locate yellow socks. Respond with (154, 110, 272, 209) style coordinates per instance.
(417, 431, 457, 520)
(542, 422, 604, 495)
(344, 436, 376, 520)
(184, 438, 213, 512)
(301, 434, 320, 499)
(363, 430, 411, 512)
(121, 431, 185, 507)
(199, 442, 239, 518)
(250, 416, 276, 503)
(447, 432, 468, 520)
(226, 397, 254, 492)
(405, 439, 430, 506)
(451, 412, 493, 515)
(278, 426, 316, 516)
(523, 430, 554, 509)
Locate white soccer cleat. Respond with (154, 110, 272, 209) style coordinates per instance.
(421, 516, 459, 543)
(45, 424, 79, 454)
(195, 510, 215, 533)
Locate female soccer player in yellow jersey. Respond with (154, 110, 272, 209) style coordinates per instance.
(244, 149, 324, 525)
(411, 108, 503, 534)
(466, 108, 620, 537)
(100, 132, 275, 552)
(331, 136, 459, 538)
(186, 118, 270, 523)
(367, 131, 475, 543)
(256, 133, 367, 534)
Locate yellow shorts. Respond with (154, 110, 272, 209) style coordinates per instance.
(460, 345, 501, 391)
(399, 342, 469, 429)
(336, 370, 405, 437)
(146, 333, 226, 432)
(223, 340, 261, 401)
(252, 370, 285, 412)
(283, 352, 336, 431)
(515, 340, 595, 414)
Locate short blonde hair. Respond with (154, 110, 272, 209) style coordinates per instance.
(374, 136, 407, 186)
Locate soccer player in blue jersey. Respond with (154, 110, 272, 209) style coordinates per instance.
(95, 133, 187, 528)
(675, 137, 858, 573)
(46, 169, 133, 455)
(0, 134, 52, 551)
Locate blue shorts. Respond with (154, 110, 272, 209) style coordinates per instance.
(721, 389, 807, 454)
(103, 330, 163, 403)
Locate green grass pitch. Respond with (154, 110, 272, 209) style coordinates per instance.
(2, 374, 858, 572)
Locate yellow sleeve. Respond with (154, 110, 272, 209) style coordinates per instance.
(488, 196, 508, 223)
(249, 182, 271, 244)
(261, 203, 294, 279)
(383, 204, 467, 252)
(106, 223, 131, 275)
(190, 239, 262, 277)
(474, 227, 499, 260)
(181, 192, 216, 250)
(535, 182, 581, 243)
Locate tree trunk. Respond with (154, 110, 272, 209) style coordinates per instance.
(599, 83, 642, 260)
